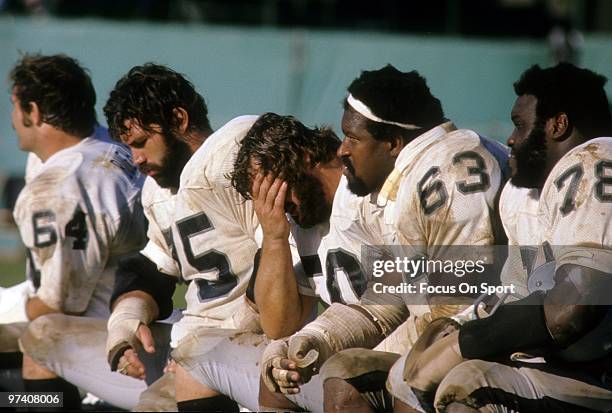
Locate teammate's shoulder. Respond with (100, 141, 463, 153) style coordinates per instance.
(444, 128, 508, 161)
(25, 152, 84, 199)
(542, 137, 612, 213)
(181, 115, 259, 187)
(333, 176, 366, 215)
(499, 181, 540, 218)
(202, 115, 259, 149)
(557, 137, 612, 167)
(409, 127, 487, 168)
(141, 176, 171, 207)
(218, 115, 260, 132)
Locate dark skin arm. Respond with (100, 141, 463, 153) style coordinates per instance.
(543, 263, 611, 346)
(403, 263, 612, 396)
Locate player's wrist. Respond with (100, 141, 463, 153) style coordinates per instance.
(106, 297, 155, 369)
(262, 235, 290, 249)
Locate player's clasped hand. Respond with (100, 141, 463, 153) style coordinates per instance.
(252, 173, 289, 241)
(261, 335, 321, 395)
(262, 339, 301, 394)
(271, 358, 302, 394)
(117, 323, 156, 380)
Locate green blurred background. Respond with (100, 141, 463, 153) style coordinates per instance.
(1, 1, 611, 305)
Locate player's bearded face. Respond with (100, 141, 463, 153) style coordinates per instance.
(288, 174, 331, 228)
(342, 156, 371, 196)
(510, 120, 548, 189)
(143, 130, 192, 189)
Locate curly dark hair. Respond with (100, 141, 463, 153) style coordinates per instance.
(103, 63, 211, 141)
(345, 64, 445, 143)
(231, 112, 340, 199)
(514, 63, 612, 138)
(9, 53, 96, 137)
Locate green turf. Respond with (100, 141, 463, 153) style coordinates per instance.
(0, 256, 25, 287)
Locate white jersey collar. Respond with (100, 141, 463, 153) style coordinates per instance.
(377, 121, 456, 206)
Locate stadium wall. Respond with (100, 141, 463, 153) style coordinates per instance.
(1, 16, 611, 175)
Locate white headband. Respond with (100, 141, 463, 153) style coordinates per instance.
(347, 94, 421, 130)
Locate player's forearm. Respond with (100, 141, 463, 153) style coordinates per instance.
(294, 303, 407, 365)
(461, 265, 612, 360)
(256, 238, 303, 338)
(111, 290, 159, 320)
(106, 293, 159, 369)
(543, 264, 612, 347)
(25, 296, 61, 320)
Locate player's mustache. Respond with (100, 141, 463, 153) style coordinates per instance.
(341, 157, 356, 175)
(139, 165, 161, 175)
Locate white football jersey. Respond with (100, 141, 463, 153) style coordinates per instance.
(316, 176, 392, 305)
(499, 182, 541, 246)
(498, 182, 541, 300)
(374, 122, 507, 315)
(24, 125, 111, 184)
(379, 122, 506, 253)
(539, 137, 612, 272)
(287, 176, 393, 306)
(140, 116, 263, 344)
(13, 135, 146, 318)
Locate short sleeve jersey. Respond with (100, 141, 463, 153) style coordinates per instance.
(139, 116, 263, 342)
(538, 137, 612, 272)
(379, 122, 506, 257)
(498, 181, 541, 299)
(287, 176, 393, 306)
(14, 134, 146, 317)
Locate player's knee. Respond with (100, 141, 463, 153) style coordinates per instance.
(324, 377, 374, 413)
(258, 377, 303, 411)
(445, 402, 479, 413)
(175, 363, 218, 401)
(21, 353, 56, 379)
(19, 314, 67, 360)
(321, 348, 399, 382)
(134, 372, 177, 412)
(321, 350, 396, 413)
(434, 360, 497, 411)
(386, 355, 408, 402)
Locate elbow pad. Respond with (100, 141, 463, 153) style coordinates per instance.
(459, 292, 554, 359)
(112, 253, 177, 320)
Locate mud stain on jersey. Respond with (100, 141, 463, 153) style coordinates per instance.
(92, 154, 113, 169)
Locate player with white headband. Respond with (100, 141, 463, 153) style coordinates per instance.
(258, 64, 510, 412)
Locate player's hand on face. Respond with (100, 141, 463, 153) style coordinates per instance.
(252, 173, 290, 241)
(116, 323, 156, 380)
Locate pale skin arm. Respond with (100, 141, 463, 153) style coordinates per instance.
(25, 296, 61, 320)
(252, 173, 318, 339)
(111, 290, 159, 380)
